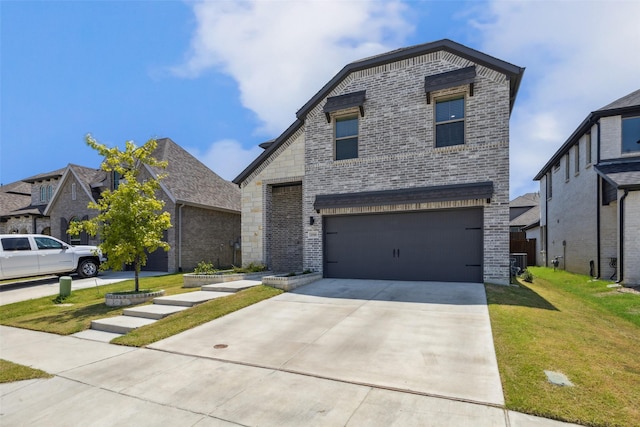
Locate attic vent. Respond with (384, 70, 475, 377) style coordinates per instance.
(323, 90, 366, 123)
(425, 66, 476, 104)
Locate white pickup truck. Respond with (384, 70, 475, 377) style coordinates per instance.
(0, 234, 106, 280)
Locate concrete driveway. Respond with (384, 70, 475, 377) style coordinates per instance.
(150, 278, 504, 406)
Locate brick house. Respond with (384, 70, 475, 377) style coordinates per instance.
(534, 89, 640, 285)
(0, 166, 94, 236)
(44, 138, 241, 272)
(234, 39, 525, 285)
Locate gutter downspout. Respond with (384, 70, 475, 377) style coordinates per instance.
(617, 190, 628, 283)
(596, 122, 601, 278)
(178, 204, 185, 272)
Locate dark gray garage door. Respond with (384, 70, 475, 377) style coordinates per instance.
(324, 208, 483, 282)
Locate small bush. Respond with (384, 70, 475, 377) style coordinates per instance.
(520, 269, 534, 283)
(231, 262, 267, 274)
(193, 261, 217, 275)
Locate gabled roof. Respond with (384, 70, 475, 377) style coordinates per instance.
(510, 205, 540, 228)
(534, 88, 640, 181)
(22, 167, 66, 183)
(509, 192, 540, 208)
(233, 39, 524, 186)
(148, 138, 240, 212)
(43, 164, 105, 216)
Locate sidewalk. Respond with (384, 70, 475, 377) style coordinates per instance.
(1, 326, 582, 427)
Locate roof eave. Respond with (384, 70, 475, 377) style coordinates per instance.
(534, 105, 640, 181)
(232, 119, 304, 186)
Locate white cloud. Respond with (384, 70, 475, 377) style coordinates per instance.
(474, 0, 640, 197)
(174, 0, 412, 135)
(187, 139, 263, 181)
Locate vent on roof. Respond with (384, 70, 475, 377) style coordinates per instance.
(425, 66, 476, 104)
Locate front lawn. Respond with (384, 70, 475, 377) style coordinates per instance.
(487, 267, 640, 427)
(0, 274, 195, 334)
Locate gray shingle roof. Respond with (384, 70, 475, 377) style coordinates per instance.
(22, 167, 66, 183)
(594, 158, 640, 190)
(151, 138, 240, 212)
(509, 192, 540, 208)
(597, 88, 640, 111)
(510, 205, 540, 228)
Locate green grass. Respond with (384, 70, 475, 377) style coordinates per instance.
(0, 359, 52, 383)
(0, 274, 196, 334)
(487, 267, 640, 427)
(112, 285, 282, 347)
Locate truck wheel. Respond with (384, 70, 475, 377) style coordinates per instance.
(78, 259, 99, 278)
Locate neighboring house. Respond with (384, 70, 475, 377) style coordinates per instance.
(509, 193, 540, 266)
(534, 89, 640, 284)
(0, 168, 68, 235)
(234, 39, 524, 285)
(44, 138, 241, 273)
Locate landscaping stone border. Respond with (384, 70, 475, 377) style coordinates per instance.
(105, 290, 165, 307)
(262, 272, 322, 291)
(183, 272, 272, 288)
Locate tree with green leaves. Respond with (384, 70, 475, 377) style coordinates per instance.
(69, 135, 172, 292)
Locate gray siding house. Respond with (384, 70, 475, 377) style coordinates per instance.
(234, 39, 524, 285)
(534, 89, 640, 285)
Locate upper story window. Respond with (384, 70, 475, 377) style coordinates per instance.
(547, 171, 553, 199)
(574, 144, 580, 174)
(565, 155, 570, 181)
(335, 116, 359, 160)
(39, 184, 53, 202)
(323, 90, 365, 161)
(435, 97, 465, 147)
(586, 132, 592, 165)
(71, 183, 77, 200)
(622, 116, 640, 153)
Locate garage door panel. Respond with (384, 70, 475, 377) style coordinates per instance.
(324, 208, 483, 282)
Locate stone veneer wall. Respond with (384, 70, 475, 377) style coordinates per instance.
(240, 131, 305, 266)
(302, 51, 511, 285)
(623, 192, 640, 285)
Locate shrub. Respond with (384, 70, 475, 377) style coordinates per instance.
(193, 261, 217, 275)
(520, 269, 534, 283)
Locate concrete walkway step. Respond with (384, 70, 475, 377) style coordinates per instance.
(153, 291, 231, 307)
(91, 316, 157, 334)
(201, 279, 262, 293)
(123, 304, 189, 319)
(73, 329, 124, 342)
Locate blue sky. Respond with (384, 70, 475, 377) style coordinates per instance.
(1, 1, 639, 198)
